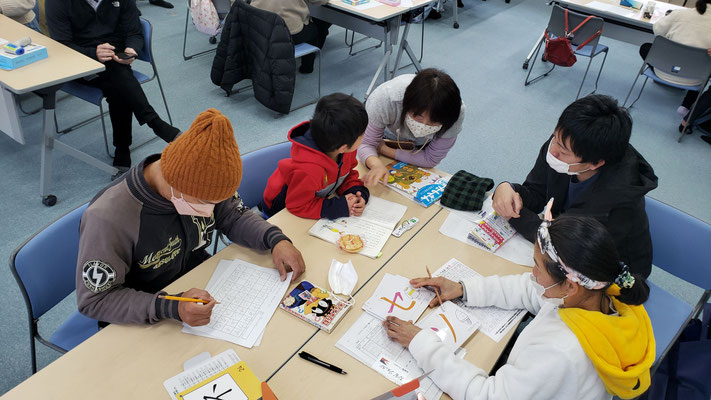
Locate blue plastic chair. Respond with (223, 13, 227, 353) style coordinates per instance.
(213, 141, 292, 253)
(623, 36, 711, 142)
(643, 197, 711, 370)
(56, 18, 173, 158)
(10, 203, 99, 373)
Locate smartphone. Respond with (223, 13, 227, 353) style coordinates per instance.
(116, 51, 137, 60)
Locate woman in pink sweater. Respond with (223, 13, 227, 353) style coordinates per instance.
(358, 69, 465, 186)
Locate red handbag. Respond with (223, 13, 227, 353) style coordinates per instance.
(543, 9, 601, 67)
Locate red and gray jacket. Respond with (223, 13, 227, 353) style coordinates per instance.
(261, 121, 369, 219)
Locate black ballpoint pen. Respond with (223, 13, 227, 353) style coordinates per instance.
(298, 351, 348, 375)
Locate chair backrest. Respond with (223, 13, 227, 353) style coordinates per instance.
(10, 203, 89, 321)
(645, 35, 711, 81)
(547, 5, 604, 50)
(238, 142, 292, 208)
(645, 197, 711, 290)
(137, 18, 153, 64)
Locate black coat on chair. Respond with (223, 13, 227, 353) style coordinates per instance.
(211, 0, 296, 114)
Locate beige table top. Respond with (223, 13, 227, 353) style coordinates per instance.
(326, 0, 435, 22)
(559, 0, 685, 28)
(268, 209, 531, 400)
(1, 160, 443, 399)
(0, 14, 104, 94)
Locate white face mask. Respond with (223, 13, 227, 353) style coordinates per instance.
(405, 114, 442, 138)
(545, 140, 591, 176)
(529, 273, 566, 307)
(328, 259, 358, 298)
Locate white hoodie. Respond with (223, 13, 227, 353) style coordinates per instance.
(408, 273, 611, 400)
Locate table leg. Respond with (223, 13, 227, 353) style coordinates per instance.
(392, 19, 423, 75)
(37, 86, 58, 206)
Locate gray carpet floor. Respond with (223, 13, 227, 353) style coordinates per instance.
(1, 0, 709, 394)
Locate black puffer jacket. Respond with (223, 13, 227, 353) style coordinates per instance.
(211, 0, 295, 114)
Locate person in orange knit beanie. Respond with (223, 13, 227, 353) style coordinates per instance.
(75, 109, 305, 327)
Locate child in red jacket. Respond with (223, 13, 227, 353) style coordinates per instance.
(260, 93, 370, 219)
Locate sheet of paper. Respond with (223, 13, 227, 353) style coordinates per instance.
(439, 197, 534, 267)
(181, 373, 248, 400)
(182, 259, 292, 348)
(351, 1, 382, 10)
(362, 273, 435, 321)
(163, 349, 241, 400)
(398, 0, 413, 7)
(585, 1, 638, 17)
(416, 302, 480, 351)
(360, 196, 408, 230)
(433, 259, 526, 342)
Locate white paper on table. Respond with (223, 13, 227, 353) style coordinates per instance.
(398, 0, 414, 7)
(163, 349, 241, 400)
(308, 196, 407, 258)
(433, 258, 527, 342)
(439, 197, 534, 267)
(182, 259, 292, 348)
(585, 1, 638, 17)
(416, 302, 480, 352)
(362, 273, 435, 321)
(180, 374, 248, 400)
(351, 1, 383, 10)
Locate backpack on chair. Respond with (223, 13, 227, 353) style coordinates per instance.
(190, 0, 221, 36)
(544, 9, 601, 67)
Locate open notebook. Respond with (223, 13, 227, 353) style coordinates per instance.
(308, 196, 407, 258)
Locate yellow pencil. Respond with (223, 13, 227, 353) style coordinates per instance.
(158, 295, 218, 304)
(426, 266, 443, 307)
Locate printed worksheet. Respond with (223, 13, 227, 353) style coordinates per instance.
(163, 350, 241, 400)
(362, 273, 435, 321)
(433, 258, 526, 342)
(182, 259, 292, 348)
(308, 196, 407, 258)
(416, 302, 481, 351)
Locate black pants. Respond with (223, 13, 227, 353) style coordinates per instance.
(291, 18, 331, 71)
(639, 42, 702, 114)
(683, 89, 711, 123)
(82, 61, 160, 149)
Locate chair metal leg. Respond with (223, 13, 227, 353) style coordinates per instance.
(679, 95, 704, 142)
(290, 51, 321, 112)
(345, 29, 382, 57)
(576, 55, 595, 100)
(182, 0, 217, 61)
(623, 64, 647, 108)
(591, 49, 608, 93)
(29, 322, 37, 374)
(524, 39, 555, 86)
(98, 101, 111, 158)
(154, 67, 173, 125)
(627, 76, 649, 109)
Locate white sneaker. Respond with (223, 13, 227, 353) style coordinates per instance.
(677, 106, 689, 117)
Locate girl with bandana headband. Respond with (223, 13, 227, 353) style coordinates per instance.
(383, 215, 655, 400)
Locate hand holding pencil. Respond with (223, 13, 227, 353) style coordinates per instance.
(410, 271, 465, 308)
(165, 288, 217, 327)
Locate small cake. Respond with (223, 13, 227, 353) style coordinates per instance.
(338, 234, 364, 253)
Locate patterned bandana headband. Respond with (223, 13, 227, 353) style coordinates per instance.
(537, 220, 610, 291)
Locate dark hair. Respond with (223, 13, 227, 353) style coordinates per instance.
(311, 93, 368, 152)
(542, 216, 649, 306)
(556, 94, 632, 165)
(697, 0, 708, 14)
(399, 68, 462, 135)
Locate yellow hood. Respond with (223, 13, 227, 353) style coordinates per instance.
(559, 298, 656, 399)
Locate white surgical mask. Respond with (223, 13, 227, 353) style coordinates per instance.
(545, 141, 591, 176)
(405, 114, 442, 138)
(328, 259, 358, 299)
(170, 187, 215, 217)
(529, 273, 566, 307)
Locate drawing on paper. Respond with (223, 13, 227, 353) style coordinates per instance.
(381, 292, 416, 313)
(439, 313, 457, 342)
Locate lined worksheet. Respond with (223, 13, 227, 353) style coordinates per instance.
(433, 258, 526, 342)
(163, 349, 241, 400)
(182, 259, 292, 348)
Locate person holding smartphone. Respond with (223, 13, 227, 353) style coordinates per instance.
(46, 0, 181, 174)
(358, 69, 465, 186)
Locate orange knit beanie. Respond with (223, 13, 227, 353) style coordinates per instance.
(161, 109, 242, 202)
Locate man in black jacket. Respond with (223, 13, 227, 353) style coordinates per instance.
(46, 0, 180, 172)
(493, 95, 658, 278)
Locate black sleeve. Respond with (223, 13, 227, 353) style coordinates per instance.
(46, 0, 98, 60)
(119, 0, 143, 53)
(511, 139, 552, 215)
(320, 196, 351, 220)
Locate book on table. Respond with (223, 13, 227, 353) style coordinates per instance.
(385, 161, 448, 207)
(466, 208, 516, 252)
(279, 280, 352, 333)
(308, 196, 407, 259)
